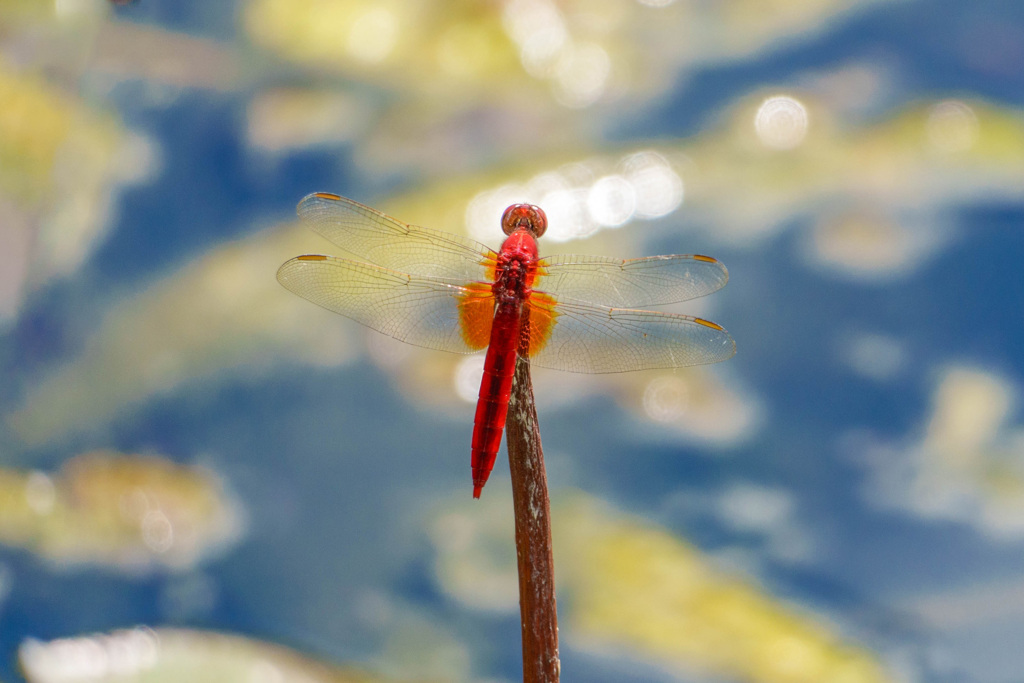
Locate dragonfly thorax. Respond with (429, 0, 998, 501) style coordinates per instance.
(493, 228, 540, 302)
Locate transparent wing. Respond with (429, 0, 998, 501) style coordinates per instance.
(526, 298, 735, 374)
(297, 192, 496, 281)
(535, 253, 729, 307)
(288, 194, 734, 372)
(277, 255, 485, 355)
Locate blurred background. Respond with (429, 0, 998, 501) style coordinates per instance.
(1, 0, 1023, 681)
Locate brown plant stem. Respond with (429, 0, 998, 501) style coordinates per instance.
(506, 352, 560, 683)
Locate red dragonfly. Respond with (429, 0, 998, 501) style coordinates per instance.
(278, 192, 735, 498)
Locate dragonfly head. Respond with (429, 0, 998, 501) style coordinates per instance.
(501, 203, 547, 238)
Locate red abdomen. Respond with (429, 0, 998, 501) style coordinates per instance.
(470, 301, 522, 498)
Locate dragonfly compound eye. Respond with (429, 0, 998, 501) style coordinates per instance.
(501, 204, 548, 237)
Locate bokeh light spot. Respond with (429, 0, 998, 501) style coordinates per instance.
(587, 175, 636, 227)
(643, 375, 689, 422)
(141, 509, 175, 554)
(503, 0, 567, 77)
(623, 150, 684, 218)
(347, 7, 398, 64)
(926, 100, 979, 153)
(454, 355, 485, 403)
(25, 472, 56, 514)
(755, 95, 809, 150)
(553, 42, 611, 108)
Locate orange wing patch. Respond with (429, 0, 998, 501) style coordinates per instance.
(458, 282, 495, 350)
(528, 261, 548, 289)
(480, 252, 499, 284)
(524, 291, 559, 356)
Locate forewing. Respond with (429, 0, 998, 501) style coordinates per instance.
(277, 255, 488, 355)
(535, 253, 728, 307)
(297, 193, 497, 281)
(525, 297, 735, 373)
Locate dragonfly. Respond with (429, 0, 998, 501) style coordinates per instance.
(278, 192, 735, 498)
